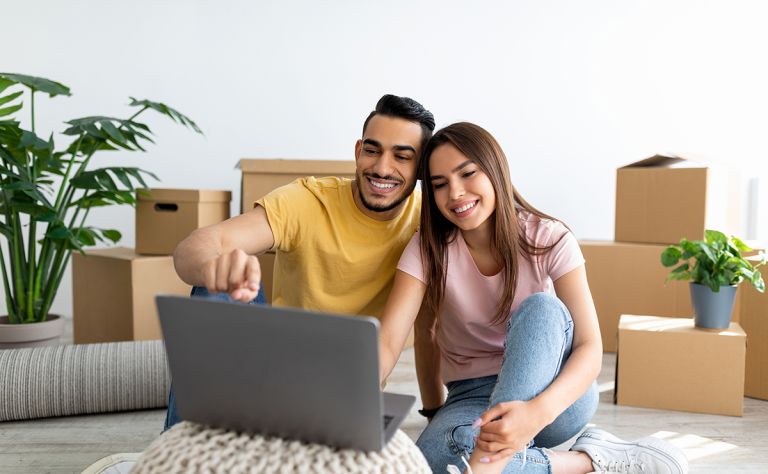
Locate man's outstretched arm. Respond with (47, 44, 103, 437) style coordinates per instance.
(173, 205, 276, 302)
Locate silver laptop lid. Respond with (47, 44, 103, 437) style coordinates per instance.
(156, 295, 388, 451)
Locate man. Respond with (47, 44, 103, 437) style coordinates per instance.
(165, 94, 435, 428)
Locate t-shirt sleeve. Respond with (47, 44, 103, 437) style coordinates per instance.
(396, 232, 426, 284)
(542, 223, 585, 282)
(255, 179, 315, 252)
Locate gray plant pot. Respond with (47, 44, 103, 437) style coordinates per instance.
(0, 314, 65, 348)
(690, 283, 738, 329)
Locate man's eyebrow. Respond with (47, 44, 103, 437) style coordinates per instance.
(393, 145, 417, 153)
(362, 139, 416, 154)
(430, 160, 473, 181)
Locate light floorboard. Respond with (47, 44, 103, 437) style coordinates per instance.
(1, 345, 766, 473)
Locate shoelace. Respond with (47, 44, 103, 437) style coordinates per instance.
(446, 454, 473, 474)
(596, 458, 647, 473)
(446, 447, 529, 474)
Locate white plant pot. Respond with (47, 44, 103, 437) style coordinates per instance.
(0, 314, 65, 348)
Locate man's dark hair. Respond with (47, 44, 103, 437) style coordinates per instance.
(362, 94, 435, 149)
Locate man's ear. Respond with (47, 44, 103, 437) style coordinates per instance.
(354, 139, 362, 164)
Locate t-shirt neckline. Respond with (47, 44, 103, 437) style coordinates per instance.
(457, 232, 503, 279)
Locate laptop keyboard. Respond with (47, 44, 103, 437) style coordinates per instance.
(383, 415, 394, 428)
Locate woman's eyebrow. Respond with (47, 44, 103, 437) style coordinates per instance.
(430, 160, 473, 180)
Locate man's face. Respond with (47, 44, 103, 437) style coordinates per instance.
(353, 115, 423, 220)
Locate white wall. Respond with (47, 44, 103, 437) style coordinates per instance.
(3, 0, 768, 317)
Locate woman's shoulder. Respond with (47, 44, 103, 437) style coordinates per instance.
(517, 209, 570, 245)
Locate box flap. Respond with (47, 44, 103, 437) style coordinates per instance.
(619, 154, 702, 169)
(137, 188, 232, 203)
(79, 247, 179, 261)
(237, 158, 356, 175)
(619, 314, 746, 337)
(77, 247, 139, 261)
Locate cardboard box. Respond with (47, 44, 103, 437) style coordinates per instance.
(615, 155, 743, 245)
(580, 241, 693, 352)
(136, 188, 231, 255)
(739, 284, 768, 400)
(73, 247, 191, 343)
(238, 159, 356, 213)
(616, 314, 746, 416)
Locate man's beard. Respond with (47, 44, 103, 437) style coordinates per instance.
(356, 174, 417, 213)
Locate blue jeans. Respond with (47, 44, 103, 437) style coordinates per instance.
(416, 293, 599, 473)
(163, 285, 266, 431)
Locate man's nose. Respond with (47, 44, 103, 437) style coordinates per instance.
(371, 152, 397, 178)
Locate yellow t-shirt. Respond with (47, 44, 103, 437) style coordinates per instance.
(256, 177, 421, 318)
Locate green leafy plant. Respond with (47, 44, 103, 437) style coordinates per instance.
(0, 73, 201, 324)
(661, 230, 766, 293)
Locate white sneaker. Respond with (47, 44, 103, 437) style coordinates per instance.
(570, 428, 688, 474)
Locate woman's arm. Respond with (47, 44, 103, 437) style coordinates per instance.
(414, 302, 445, 415)
(474, 265, 602, 461)
(379, 270, 428, 382)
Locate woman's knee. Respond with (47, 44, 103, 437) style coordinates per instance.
(510, 292, 571, 332)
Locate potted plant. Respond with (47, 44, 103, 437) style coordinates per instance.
(661, 229, 766, 329)
(0, 73, 201, 347)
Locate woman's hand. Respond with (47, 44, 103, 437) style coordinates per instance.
(473, 400, 547, 463)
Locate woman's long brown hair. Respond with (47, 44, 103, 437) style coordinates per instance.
(419, 122, 567, 325)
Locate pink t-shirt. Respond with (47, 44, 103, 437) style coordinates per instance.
(397, 211, 585, 383)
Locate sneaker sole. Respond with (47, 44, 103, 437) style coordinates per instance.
(572, 428, 688, 474)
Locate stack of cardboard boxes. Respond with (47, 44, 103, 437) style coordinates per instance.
(72, 189, 231, 343)
(582, 154, 762, 416)
(580, 154, 743, 352)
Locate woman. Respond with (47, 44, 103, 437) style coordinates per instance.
(378, 122, 687, 474)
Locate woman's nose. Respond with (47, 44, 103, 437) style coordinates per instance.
(450, 183, 465, 200)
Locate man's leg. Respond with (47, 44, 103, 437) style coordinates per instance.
(163, 285, 266, 431)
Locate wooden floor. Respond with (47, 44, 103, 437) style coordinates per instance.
(1, 346, 766, 473)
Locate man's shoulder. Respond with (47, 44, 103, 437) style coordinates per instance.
(302, 176, 352, 195)
(262, 176, 350, 202)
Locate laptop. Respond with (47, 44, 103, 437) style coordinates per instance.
(156, 295, 415, 451)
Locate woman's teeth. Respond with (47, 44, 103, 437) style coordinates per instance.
(454, 201, 476, 213)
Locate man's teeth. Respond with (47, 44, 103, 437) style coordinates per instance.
(454, 201, 477, 213)
(371, 180, 396, 189)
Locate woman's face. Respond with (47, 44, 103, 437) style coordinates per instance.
(428, 143, 496, 234)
